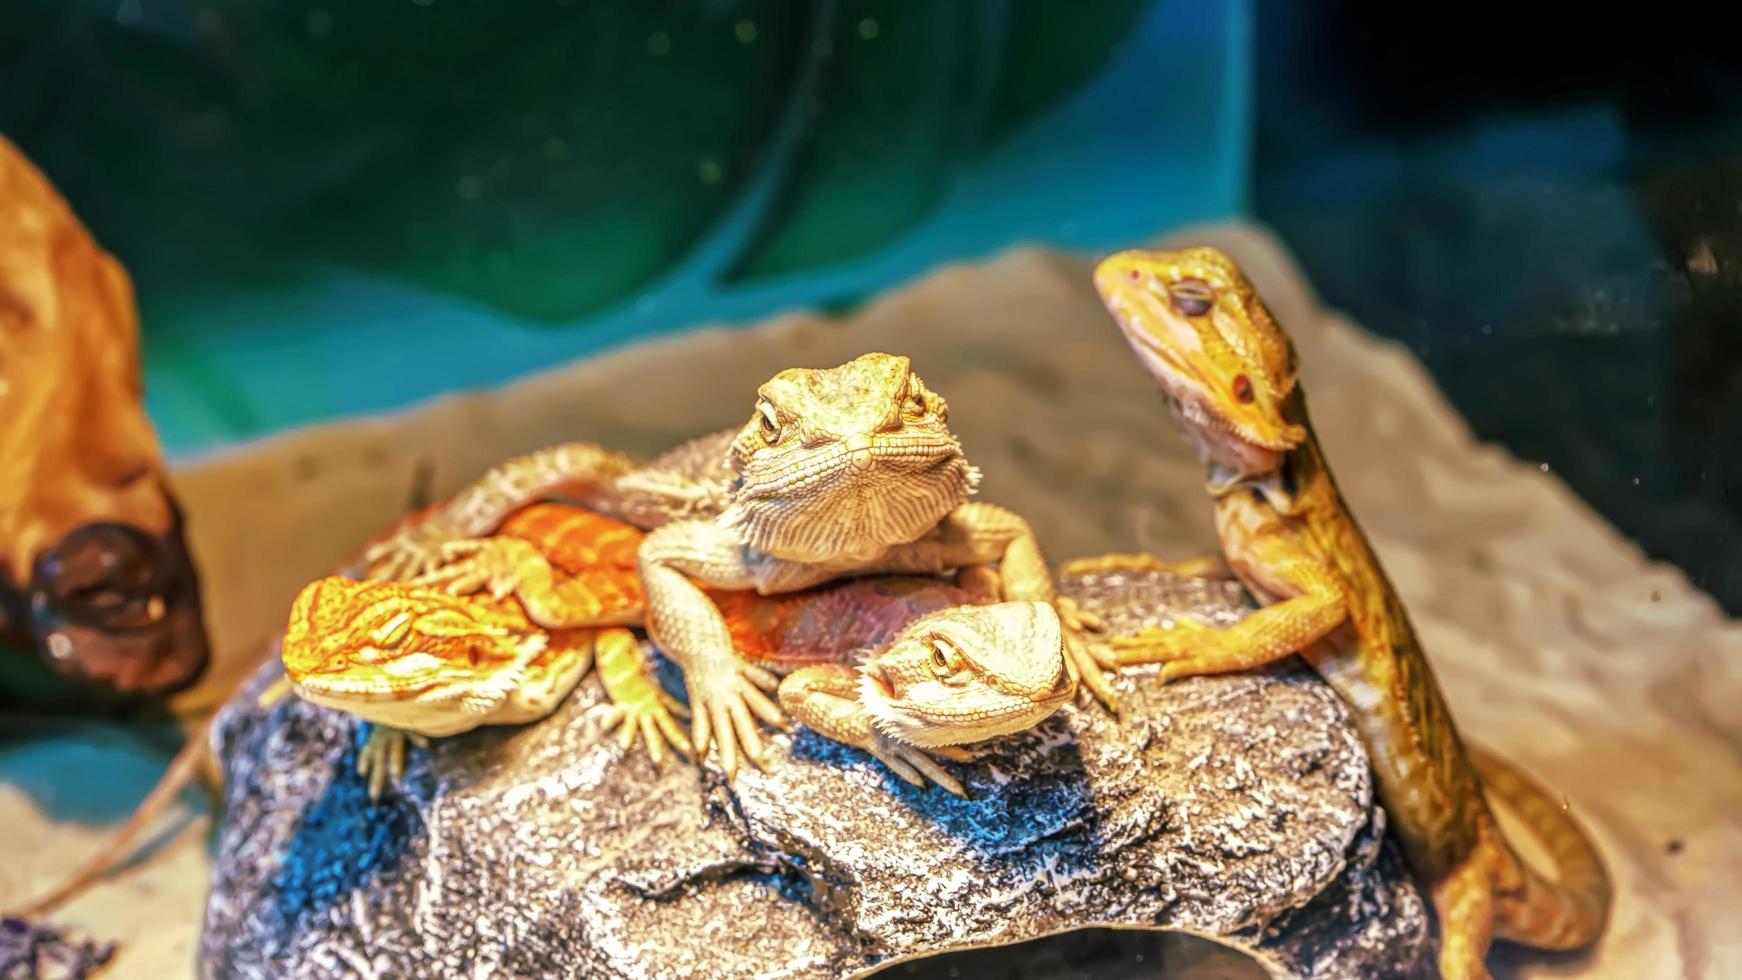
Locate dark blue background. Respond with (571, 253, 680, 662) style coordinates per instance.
(1254, 0, 1742, 611)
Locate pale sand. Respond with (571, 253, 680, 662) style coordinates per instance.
(2, 223, 1733, 977)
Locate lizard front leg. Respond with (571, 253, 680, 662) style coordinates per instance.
(638, 521, 789, 778)
(593, 626, 692, 766)
(368, 442, 639, 580)
(777, 664, 973, 796)
(1113, 537, 1348, 681)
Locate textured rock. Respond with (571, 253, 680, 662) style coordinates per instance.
(199, 570, 1432, 979)
(0, 916, 116, 979)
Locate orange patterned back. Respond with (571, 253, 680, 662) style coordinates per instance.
(498, 503, 646, 576)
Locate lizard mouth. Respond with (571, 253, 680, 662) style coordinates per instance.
(1122, 328, 1296, 454)
(739, 434, 970, 497)
(858, 669, 1067, 749)
(290, 673, 443, 703)
(723, 437, 977, 562)
(862, 662, 899, 701)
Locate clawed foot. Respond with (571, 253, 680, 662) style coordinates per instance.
(357, 725, 430, 801)
(365, 521, 465, 581)
(1056, 596, 1119, 713)
(862, 735, 974, 797)
(410, 537, 532, 599)
(601, 688, 693, 767)
(1112, 618, 1219, 681)
(689, 657, 789, 778)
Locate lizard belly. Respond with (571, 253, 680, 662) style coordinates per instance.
(295, 687, 489, 738)
(1301, 632, 1478, 877)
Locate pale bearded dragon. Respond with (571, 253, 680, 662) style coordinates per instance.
(368, 352, 1114, 778)
(1068, 246, 1611, 979)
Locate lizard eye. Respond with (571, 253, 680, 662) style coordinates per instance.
(927, 635, 960, 674)
(372, 612, 412, 647)
(757, 403, 783, 444)
(1169, 278, 1215, 317)
(1232, 374, 1255, 404)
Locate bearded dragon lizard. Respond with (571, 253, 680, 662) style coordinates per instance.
(286, 502, 688, 797)
(367, 353, 1113, 778)
(1066, 246, 1611, 979)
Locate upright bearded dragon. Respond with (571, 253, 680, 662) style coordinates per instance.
(368, 353, 1113, 777)
(1069, 247, 1611, 979)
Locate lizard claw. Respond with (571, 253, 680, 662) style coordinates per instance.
(411, 537, 529, 600)
(688, 657, 789, 778)
(1066, 631, 1120, 713)
(1112, 619, 1210, 668)
(862, 733, 969, 797)
(357, 725, 429, 801)
(602, 699, 694, 768)
(1054, 595, 1104, 634)
(366, 521, 464, 582)
(594, 628, 693, 767)
(1056, 597, 1118, 713)
(737, 661, 782, 694)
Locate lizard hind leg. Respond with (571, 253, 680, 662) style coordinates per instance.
(593, 627, 693, 766)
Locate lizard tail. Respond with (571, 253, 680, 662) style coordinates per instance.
(1469, 743, 1612, 950)
(8, 713, 217, 918)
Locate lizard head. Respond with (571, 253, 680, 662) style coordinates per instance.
(281, 576, 545, 734)
(720, 353, 981, 562)
(1093, 247, 1307, 492)
(858, 600, 1071, 747)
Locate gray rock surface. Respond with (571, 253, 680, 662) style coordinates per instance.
(198, 570, 1433, 979)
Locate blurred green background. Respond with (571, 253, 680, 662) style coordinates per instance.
(5, 0, 1739, 612)
(1, 0, 1244, 456)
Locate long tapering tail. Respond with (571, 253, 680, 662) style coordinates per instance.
(1468, 743, 1612, 950)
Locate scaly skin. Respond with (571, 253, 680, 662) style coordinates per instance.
(1073, 246, 1612, 980)
(314, 506, 1073, 795)
(288, 504, 689, 798)
(366, 353, 1114, 779)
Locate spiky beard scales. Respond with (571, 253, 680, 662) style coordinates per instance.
(719, 437, 980, 564)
